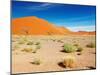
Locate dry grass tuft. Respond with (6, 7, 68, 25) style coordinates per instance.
(21, 47, 33, 52)
(30, 58, 41, 65)
(63, 55, 77, 68)
(86, 42, 96, 48)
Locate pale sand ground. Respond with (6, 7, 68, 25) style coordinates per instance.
(12, 35, 96, 74)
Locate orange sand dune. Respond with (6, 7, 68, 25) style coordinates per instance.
(12, 16, 95, 35)
(12, 16, 71, 35)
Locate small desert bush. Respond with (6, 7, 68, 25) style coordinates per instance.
(12, 45, 19, 51)
(14, 45, 19, 49)
(36, 45, 41, 49)
(73, 43, 83, 52)
(73, 41, 77, 43)
(18, 36, 28, 44)
(32, 45, 41, 53)
(18, 40, 26, 44)
(74, 43, 79, 47)
(27, 41, 34, 45)
(57, 39, 63, 43)
(35, 42, 40, 45)
(31, 59, 41, 65)
(86, 42, 96, 48)
(77, 47, 83, 52)
(63, 55, 76, 68)
(32, 49, 37, 53)
(22, 36, 28, 41)
(21, 47, 33, 52)
(63, 44, 77, 53)
(52, 39, 56, 42)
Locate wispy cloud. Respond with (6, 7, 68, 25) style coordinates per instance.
(27, 3, 54, 11)
(67, 25, 95, 32)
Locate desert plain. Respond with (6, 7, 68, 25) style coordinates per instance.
(12, 35, 96, 74)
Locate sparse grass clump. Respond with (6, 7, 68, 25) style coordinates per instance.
(12, 44, 19, 51)
(35, 42, 40, 45)
(18, 40, 26, 44)
(21, 44, 41, 53)
(13, 45, 19, 49)
(31, 59, 41, 65)
(32, 49, 37, 53)
(52, 39, 56, 42)
(22, 36, 28, 41)
(18, 36, 28, 44)
(36, 45, 41, 49)
(73, 41, 77, 43)
(21, 47, 33, 52)
(86, 42, 96, 48)
(19, 36, 28, 44)
(57, 39, 63, 43)
(32, 44, 41, 53)
(63, 44, 77, 53)
(27, 41, 34, 45)
(63, 55, 76, 68)
(74, 43, 79, 47)
(77, 47, 83, 52)
(73, 43, 83, 52)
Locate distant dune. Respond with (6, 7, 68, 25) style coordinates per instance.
(71, 31, 96, 35)
(12, 16, 95, 35)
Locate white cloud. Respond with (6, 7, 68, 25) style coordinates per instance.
(27, 3, 54, 11)
(67, 25, 95, 32)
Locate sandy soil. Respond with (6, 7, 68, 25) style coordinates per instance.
(12, 35, 96, 74)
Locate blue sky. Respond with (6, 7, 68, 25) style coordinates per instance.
(12, 0, 96, 31)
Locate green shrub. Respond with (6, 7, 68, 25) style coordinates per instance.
(86, 42, 96, 48)
(63, 44, 77, 53)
